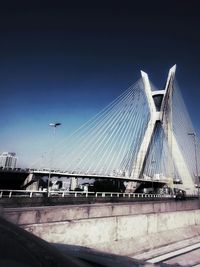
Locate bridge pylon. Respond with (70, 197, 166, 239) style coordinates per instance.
(129, 65, 196, 194)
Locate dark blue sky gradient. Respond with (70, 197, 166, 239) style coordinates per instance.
(1, 1, 200, 166)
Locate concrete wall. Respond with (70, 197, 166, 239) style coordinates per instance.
(3, 199, 199, 225)
(3, 199, 200, 256)
(22, 210, 200, 249)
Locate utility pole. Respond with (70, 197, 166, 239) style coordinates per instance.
(47, 122, 61, 197)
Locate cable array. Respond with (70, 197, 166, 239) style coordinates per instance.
(143, 79, 200, 183)
(32, 75, 200, 185)
(35, 79, 150, 177)
(171, 80, 200, 183)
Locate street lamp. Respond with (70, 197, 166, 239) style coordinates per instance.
(188, 132, 199, 197)
(151, 159, 156, 193)
(47, 122, 62, 196)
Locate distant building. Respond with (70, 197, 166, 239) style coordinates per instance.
(0, 152, 17, 169)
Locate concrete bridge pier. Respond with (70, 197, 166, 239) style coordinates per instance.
(22, 173, 39, 190)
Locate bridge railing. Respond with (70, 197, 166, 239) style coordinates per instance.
(0, 189, 198, 199)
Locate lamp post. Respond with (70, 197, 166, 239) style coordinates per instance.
(151, 159, 156, 193)
(47, 122, 61, 197)
(188, 132, 199, 197)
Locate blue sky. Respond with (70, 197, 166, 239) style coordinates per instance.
(0, 1, 200, 167)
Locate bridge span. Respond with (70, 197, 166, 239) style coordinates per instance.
(29, 65, 200, 196)
(1, 66, 199, 197)
(0, 167, 169, 194)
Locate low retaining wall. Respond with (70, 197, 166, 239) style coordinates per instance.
(3, 199, 200, 255)
(3, 199, 199, 225)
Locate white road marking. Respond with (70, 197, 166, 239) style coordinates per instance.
(147, 242, 200, 263)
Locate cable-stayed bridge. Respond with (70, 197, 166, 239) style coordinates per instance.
(31, 65, 199, 194)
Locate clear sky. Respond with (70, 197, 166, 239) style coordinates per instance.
(0, 0, 200, 167)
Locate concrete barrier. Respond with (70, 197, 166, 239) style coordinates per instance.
(21, 210, 200, 244)
(3, 199, 200, 256)
(3, 199, 199, 225)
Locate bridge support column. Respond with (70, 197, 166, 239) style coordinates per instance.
(128, 65, 196, 194)
(70, 177, 78, 191)
(22, 173, 39, 190)
(125, 181, 138, 193)
(131, 70, 158, 180)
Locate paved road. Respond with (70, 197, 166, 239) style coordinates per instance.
(132, 236, 200, 266)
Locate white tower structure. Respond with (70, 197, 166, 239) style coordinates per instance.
(131, 65, 196, 194)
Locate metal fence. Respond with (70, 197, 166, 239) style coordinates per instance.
(0, 189, 198, 199)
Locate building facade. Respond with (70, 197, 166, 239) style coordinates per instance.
(0, 152, 17, 169)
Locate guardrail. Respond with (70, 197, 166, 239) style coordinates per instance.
(0, 189, 198, 199)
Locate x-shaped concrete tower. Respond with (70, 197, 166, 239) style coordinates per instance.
(131, 65, 196, 194)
